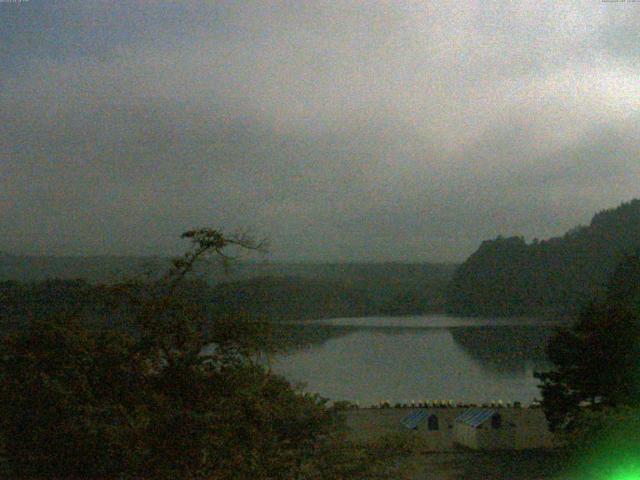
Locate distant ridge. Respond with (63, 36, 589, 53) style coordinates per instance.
(0, 254, 456, 285)
(446, 199, 640, 316)
(0, 255, 170, 283)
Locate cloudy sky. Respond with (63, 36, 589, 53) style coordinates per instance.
(1, 1, 639, 261)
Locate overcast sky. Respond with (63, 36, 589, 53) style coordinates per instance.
(1, 1, 639, 261)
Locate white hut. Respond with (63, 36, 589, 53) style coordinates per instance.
(453, 408, 515, 450)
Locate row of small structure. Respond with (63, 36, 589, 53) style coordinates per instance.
(341, 399, 542, 409)
(342, 403, 555, 450)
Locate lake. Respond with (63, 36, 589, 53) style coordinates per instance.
(267, 315, 568, 406)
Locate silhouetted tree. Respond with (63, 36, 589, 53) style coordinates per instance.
(0, 229, 417, 479)
(535, 254, 640, 432)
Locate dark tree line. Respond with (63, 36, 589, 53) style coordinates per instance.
(1, 271, 451, 331)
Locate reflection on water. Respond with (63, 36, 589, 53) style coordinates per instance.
(308, 314, 565, 329)
(268, 315, 568, 405)
(449, 325, 552, 375)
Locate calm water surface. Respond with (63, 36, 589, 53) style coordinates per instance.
(269, 315, 567, 405)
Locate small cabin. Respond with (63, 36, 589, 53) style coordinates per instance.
(453, 408, 515, 450)
(400, 410, 428, 430)
(400, 410, 441, 431)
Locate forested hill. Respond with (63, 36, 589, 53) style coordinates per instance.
(446, 199, 640, 316)
(0, 261, 457, 323)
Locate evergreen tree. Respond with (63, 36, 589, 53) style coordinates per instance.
(535, 254, 640, 432)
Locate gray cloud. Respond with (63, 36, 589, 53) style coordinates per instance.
(1, 1, 639, 260)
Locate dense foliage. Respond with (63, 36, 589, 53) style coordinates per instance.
(535, 254, 640, 432)
(447, 199, 640, 316)
(0, 230, 418, 479)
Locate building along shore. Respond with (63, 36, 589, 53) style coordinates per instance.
(343, 406, 558, 451)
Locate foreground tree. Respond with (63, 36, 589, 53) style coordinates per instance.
(0, 229, 416, 479)
(535, 254, 640, 432)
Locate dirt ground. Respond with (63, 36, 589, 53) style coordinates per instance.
(407, 450, 568, 480)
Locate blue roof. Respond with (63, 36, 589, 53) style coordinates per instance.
(400, 410, 429, 429)
(455, 408, 496, 428)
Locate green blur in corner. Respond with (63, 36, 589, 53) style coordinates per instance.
(564, 406, 640, 480)
(609, 463, 640, 480)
